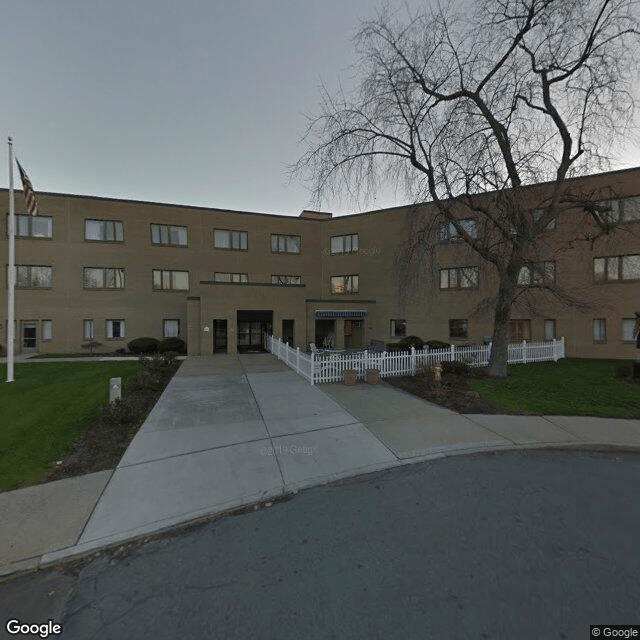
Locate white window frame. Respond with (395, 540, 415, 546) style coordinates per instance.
(83, 319, 95, 340)
(42, 320, 52, 341)
(106, 319, 125, 340)
(163, 319, 180, 338)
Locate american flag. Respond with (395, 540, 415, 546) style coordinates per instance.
(16, 159, 38, 216)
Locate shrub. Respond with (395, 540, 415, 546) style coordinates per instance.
(127, 337, 159, 354)
(613, 362, 632, 379)
(399, 335, 425, 349)
(158, 337, 186, 354)
(441, 360, 472, 376)
(424, 340, 451, 349)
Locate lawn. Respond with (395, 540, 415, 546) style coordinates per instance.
(468, 358, 640, 418)
(0, 361, 139, 491)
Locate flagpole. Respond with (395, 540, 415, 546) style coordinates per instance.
(7, 136, 15, 382)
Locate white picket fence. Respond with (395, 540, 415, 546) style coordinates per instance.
(266, 335, 565, 385)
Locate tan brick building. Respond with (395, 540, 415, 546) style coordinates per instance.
(1, 166, 639, 359)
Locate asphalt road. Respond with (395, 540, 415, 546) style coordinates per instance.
(1, 450, 639, 640)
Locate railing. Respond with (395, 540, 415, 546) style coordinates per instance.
(266, 336, 565, 385)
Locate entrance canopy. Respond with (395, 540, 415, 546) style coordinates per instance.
(314, 310, 366, 319)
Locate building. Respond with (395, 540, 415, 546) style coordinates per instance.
(1, 166, 639, 359)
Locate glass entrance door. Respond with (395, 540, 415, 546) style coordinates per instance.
(213, 319, 227, 353)
(22, 322, 37, 352)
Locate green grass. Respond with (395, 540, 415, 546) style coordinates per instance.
(469, 358, 640, 418)
(0, 361, 139, 490)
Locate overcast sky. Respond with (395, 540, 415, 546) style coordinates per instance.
(1, 0, 639, 217)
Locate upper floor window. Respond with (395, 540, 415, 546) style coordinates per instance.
(152, 269, 189, 291)
(532, 209, 556, 230)
(594, 197, 640, 224)
(214, 229, 247, 251)
(272, 275, 301, 285)
(151, 224, 187, 246)
(83, 267, 125, 289)
(594, 254, 640, 282)
(449, 319, 468, 339)
(330, 234, 358, 254)
(518, 261, 556, 286)
(85, 219, 123, 242)
(510, 319, 531, 341)
(271, 234, 300, 254)
(13, 214, 53, 238)
(330, 274, 359, 294)
(16, 265, 52, 288)
(214, 272, 248, 283)
(440, 266, 479, 289)
(438, 219, 477, 242)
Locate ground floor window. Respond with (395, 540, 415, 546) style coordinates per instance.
(390, 319, 407, 337)
(84, 319, 94, 340)
(449, 319, 468, 339)
(510, 319, 531, 341)
(42, 320, 52, 341)
(593, 318, 606, 343)
(621, 318, 635, 342)
(163, 319, 180, 337)
(544, 319, 556, 340)
(106, 319, 125, 339)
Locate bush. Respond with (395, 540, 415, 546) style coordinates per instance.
(399, 335, 425, 349)
(424, 340, 451, 349)
(441, 360, 472, 376)
(158, 337, 186, 354)
(613, 362, 632, 379)
(127, 337, 159, 354)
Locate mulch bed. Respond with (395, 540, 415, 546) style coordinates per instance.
(45, 359, 180, 482)
(386, 373, 501, 414)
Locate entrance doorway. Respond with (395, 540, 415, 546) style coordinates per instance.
(314, 319, 336, 348)
(344, 319, 363, 349)
(282, 319, 294, 345)
(213, 319, 227, 353)
(22, 322, 38, 353)
(237, 310, 273, 353)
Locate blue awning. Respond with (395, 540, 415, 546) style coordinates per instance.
(314, 310, 366, 319)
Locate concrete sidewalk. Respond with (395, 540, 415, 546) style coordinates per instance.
(2, 353, 640, 576)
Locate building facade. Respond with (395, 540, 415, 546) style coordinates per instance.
(1, 166, 640, 359)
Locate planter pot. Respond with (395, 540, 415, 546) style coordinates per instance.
(343, 369, 358, 386)
(366, 368, 380, 385)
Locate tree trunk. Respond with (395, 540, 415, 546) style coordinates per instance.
(488, 276, 516, 378)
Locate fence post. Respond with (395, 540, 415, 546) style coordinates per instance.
(552, 338, 557, 362)
(310, 350, 315, 385)
(411, 346, 416, 375)
(451, 344, 455, 362)
(296, 347, 300, 373)
(522, 340, 527, 364)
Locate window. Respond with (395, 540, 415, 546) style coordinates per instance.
(594, 255, 640, 282)
(594, 198, 640, 224)
(16, 265, 52, 288)
(438, 219, 477, 242)
(271, 275, 301, 285)
(214, 272, 248, 283)
(85, 219, 123, 242)
(83, 267, 125, 289)
(152, 269, 189, 290)
(14, 214, 53, 238)
(622, 318, 636, 342)
(271, 234, 301, 254)
(517, 262, 555, 286)
(532, 209, 556, 230)
(390, 319, 407, 337)
(622, 197, 640, 221)
(163, 319, 180, 338)
(151, 224, 187, 246)
(214, 229, 247, 250)
(83, 319, 94, 340)
(544, 319, 557, 341)
(510, 320, 531, 341)
(42, 320, 52, 341)
(330, 274, 359, 294)
(593, 318, 606, 343)
(449, 319, 468, 339)
(106, 320, 125, 339)
(439, 266, 479, 289)
(330, 234, 358, 254)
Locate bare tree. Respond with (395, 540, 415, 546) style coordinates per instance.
(295, 0, 639, 376)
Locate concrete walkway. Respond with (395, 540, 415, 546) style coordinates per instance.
(2, 353, 640, 576)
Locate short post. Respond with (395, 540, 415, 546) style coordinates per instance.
(552, 338, 557, 362)
(411, 345, 416, 375)
(109, 377, 122, 403)
(451, 344, 455, 362)
(296, 346, 300, 373)
(310, 350, 315, 386)
(522, 339, 527, 364)
(433, 361, 442, 383)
